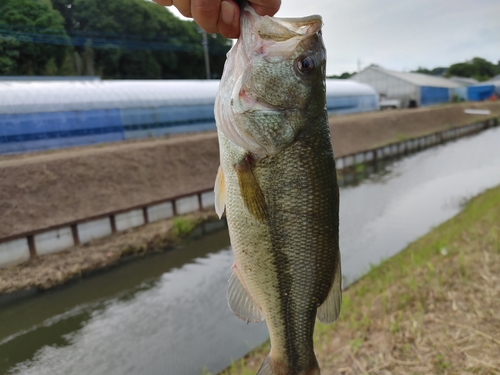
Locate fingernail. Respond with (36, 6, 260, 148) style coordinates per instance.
(221, 1, 235, 24)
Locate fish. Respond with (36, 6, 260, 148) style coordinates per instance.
(213, 4, 341, 375)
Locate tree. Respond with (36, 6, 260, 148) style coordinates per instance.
(0, 0, 70, 75)
(327, 72, 354, 79)
(51, 0, 231, 79)
(413, 66, 447, 76)
(447, 57, 500, 81)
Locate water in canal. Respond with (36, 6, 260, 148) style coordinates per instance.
(2, 126, 500, 375)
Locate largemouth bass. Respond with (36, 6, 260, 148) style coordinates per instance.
(214, 4, 341, 375)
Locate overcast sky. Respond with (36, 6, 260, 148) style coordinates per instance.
(168, 0, 500, 76)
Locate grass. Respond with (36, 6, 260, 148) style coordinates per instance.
(219, 185, 500, 374)
(171, 216, 197, 237)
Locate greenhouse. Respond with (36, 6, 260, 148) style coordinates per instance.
(0, 79, 378, 154)
(325, 79, 379, 114)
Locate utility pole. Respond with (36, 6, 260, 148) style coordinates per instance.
(201, 31, 211, 79)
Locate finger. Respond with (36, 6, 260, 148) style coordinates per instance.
(218, 0, 240, 39)
(153, 0, 173, 6)
(249, 0, 281, 16)
(172, 0, 192, 17)
(191, 0, 222, 34)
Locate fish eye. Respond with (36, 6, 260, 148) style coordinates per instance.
(296, 56, 315, 74)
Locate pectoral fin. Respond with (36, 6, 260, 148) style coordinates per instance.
(317, 258, 342, 323)
(234, 156, 267, 222)
(214, 165, 226, 219)
(227, 267, 264, 323)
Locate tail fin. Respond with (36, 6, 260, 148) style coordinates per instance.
(256, 355, 321, 375)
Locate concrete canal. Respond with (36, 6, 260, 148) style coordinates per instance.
(1, 126, 500, 375)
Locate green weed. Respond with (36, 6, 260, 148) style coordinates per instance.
(354, 163, 365, 173)
(172, 217, 196, 237)
(433, 353, 450, 373)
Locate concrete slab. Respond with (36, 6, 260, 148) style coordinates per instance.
(175, 195, 200, 215)
(201, 191, 215, 209)
(35, 227, 74, 256)
(115, 209, 145, 231)
(336, 158, 344, 169)
(78, 217, 113, 244)
(147, 202, 174, 222)
(0, 238, 30, 268)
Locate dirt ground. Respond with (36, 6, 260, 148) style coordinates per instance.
(1, 101, 500, 296)
(329, 101, 500, 156)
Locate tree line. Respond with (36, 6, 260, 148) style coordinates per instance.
(329, 57, 499, 82)
(414, 57, 500, 82)
(0, 0, 231, 79)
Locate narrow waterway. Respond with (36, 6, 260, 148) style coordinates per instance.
(1, 126, 500, 375)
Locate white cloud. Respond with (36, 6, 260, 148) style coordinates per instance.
(276, 0, 500, 75)
(165, 0, 500, 75)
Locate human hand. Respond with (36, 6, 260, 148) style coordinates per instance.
(153, 0, 281, 38)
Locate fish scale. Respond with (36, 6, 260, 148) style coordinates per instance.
(214, 4, 341, 375)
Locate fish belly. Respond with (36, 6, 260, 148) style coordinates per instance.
(220, 124, 339, 372)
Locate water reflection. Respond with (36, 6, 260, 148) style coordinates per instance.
(1, 127, 500, 375)
(1, 228, 269, 375)
(340, 127, 500, 283)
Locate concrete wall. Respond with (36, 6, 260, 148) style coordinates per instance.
(1, 110, 498, 269)
(115, 209, 145, 231)
(176, 195, 200, 215)
(0, 238, 30, 267)
(34, 227, 74, 256)
(147, 202, 174, 223)
(78, 218, 113, 244)
(0, 189, 216, 268)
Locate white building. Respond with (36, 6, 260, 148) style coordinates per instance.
(449, 76, 478, 86)
(485, 74, 500, 96)
(351, 65, 460, 108)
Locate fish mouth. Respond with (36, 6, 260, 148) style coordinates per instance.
(242, 5, 322, 40)
(214, 6, 324, 156)
(240, 6, 322, 58)
(229, 9, 323, 115)
(233, 87, 282, 115)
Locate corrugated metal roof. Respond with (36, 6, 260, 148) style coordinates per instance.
(0, 79, 378, 115)
(366, 66, 460, 88)
(449, 76, 478, 86)
(0, 80, 221, 114)
(326, 79, 377, 97)
(485, 74, 500, 85)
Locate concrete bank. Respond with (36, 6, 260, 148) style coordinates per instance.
(1, 102, 500, 270)
(335, 116, 499, 171)
(0, 211, 221, 299)
(0, 188, 215, 268)
(1, 116, 496, 269)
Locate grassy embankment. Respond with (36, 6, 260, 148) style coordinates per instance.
(220, 185, 500, 374)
